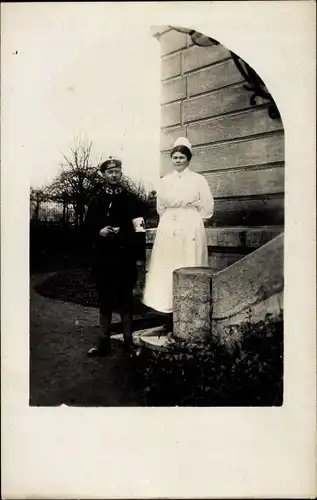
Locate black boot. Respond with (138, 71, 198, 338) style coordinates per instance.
(120, 310, 137, 354)
(87, 308, 112, 357)
(123, 340, 136, 354)
(87, 336, 112, 357)
(162, 313, 173, 334)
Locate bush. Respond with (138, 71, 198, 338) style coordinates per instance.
(133, 312, 283, 406)
(30, 222, 90, 272)
(34, 267, 148, 315)
(30, 176, 158, 273)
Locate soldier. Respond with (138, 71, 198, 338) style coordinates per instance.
(84, 156, 146, 356)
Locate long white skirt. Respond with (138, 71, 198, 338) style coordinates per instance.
(142, 208, 208, 313)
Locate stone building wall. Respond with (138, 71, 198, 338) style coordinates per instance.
(147, 26, 284, 272)
(154, 26, 285, 228)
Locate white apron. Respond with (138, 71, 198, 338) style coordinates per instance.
(142, 168, 214, 314)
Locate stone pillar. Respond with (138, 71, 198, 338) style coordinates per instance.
(173, 267, 214, 341)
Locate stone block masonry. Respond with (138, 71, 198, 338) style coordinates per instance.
(153, 26, 285, 227)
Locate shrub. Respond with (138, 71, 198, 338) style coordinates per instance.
(34, 267, 148, 315)
(133, 312, 283, 406)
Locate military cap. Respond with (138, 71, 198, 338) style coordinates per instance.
(99, 156, 122, 172)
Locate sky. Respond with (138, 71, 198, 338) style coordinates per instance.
(4, 5, 161, 191)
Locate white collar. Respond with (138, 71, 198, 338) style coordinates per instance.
(173, 167, 190, 177)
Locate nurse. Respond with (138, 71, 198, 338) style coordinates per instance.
(142, 137, 214, 331)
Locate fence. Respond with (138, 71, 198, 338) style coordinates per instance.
(30, 199, 158, 228)
(30, 201, 78, 226)
(30, 199, 159, 272)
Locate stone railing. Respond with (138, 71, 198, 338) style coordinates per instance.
(172, 233, 284, 347)
(140, 229, 283, 349)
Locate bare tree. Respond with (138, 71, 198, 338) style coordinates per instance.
(45, 138, 157, 226)
(47, 140, 102, 226)
(30, 187, 50, 220)
(121, 176, 157, 216)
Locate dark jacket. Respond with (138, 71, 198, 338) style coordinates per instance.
(83, 188, 146, 267)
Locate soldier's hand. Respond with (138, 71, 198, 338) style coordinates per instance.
(99, 226, 114, 237)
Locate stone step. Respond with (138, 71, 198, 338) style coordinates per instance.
(147, 225, 284, 249)
(107, 312, 165, 335)
(139, 326, 173, 351)
(112, 326, 172, 352)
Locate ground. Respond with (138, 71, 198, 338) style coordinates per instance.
(33, 267, 147, 312)
(30, 272, 283, 407)
(30, 273, 147, 406)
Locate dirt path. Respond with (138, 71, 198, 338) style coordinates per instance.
(30, 273, 145, 406)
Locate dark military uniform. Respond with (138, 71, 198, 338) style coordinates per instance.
(84, 186, 146, 314)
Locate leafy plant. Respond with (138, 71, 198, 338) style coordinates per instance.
(132, 312, 283, 406)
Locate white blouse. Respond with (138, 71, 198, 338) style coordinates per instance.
(156, 167, 214, 221)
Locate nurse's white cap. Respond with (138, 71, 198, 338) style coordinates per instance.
(173, 136, 192, 151)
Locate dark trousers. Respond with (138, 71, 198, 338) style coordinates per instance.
(92, 256, 138, 344)
(93, 259, 137, 314)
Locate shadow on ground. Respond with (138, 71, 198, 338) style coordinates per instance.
(34, 267, 147, 313)
(30, 273, 148, 406)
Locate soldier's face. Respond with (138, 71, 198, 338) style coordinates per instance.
(103, 167, 122, 186)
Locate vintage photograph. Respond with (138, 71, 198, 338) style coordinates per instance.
(29, 21, 284, 407)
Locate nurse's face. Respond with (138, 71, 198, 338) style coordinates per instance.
(171, 152, 189, 172)
(103, 166, 122, 186)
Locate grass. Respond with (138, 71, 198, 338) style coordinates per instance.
(30, 274, 148, 406)
(31, 272, 283, 407)
(34, 267, 148, 314)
